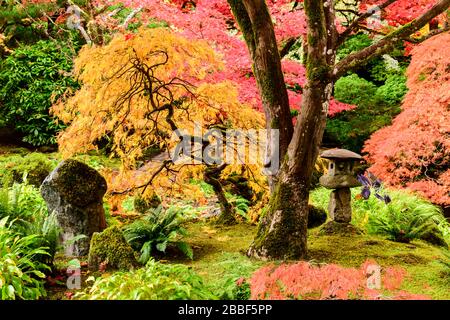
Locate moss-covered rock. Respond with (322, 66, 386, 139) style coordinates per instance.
(8, 153, 53, 187)
(40, 159, 107, 256)
(307, 205, 327, 229)
(88, 226, 139, 271)
(42, 159, 107, 207)
(133, 193, 161, 214)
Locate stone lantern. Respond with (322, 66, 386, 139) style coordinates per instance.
(319, 149, 362, 223)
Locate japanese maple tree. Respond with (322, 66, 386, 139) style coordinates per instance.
(250, 260, 429, 300)
(364, 31, 450, 207)
(52, 28, 267, 224)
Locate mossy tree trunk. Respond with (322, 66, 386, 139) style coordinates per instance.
(228, 0, 450, 260)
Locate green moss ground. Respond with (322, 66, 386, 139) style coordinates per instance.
(175, 221, 449, 300)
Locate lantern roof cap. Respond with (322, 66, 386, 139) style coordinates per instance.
(320, 148, 362, 160)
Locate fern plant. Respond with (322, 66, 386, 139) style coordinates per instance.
(0, 180, 61, 265)
(123, 205, 193, 263)
(225, 193, 250, 221)
(75, 259, 216, 300)
(0, 217, 50, 300)
(367, 202, 446, 243)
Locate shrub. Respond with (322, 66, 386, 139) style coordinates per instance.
(123, 205, 193, 263)
(374, 74, 408, 106)
(2, 153, 54, 187)
(249, 260, 429, 300)
(0, 40, 79, 146)
(75, 260, 217, 300)
(326, 73, 402, 152)
(334, 74, 378, 106)
(326, 34, 408, 153)
(336, 33, 373, 62)
(0, 217, 50, 300)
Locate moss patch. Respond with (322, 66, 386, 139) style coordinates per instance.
(0, 152, 55, 186)
(88, 226, 139, 271)
(178, 221, 265, 290)
(318, 220, 363, 236)
(308, 228, 450, 299)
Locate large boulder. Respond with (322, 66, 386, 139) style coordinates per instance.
(41, 159, 107, 257)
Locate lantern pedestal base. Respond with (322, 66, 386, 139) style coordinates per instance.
(328, 188, 352, 223)
(319, 221, 363, 236)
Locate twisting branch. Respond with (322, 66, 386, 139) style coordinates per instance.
(333, 0, 450, 78)
(104, 49, 239, 224)
(337, 0, 399, 46)
(402, 26, 450, 43)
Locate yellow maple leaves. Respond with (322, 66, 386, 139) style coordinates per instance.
(52, 27, 267, 201)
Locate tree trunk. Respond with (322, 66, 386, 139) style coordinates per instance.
(228, 0, 293, 191)
(204, 165, 236, 225)
(248, 80, 332, 260)
(247, 171, 309, 260)
(247, 0, 334, 260)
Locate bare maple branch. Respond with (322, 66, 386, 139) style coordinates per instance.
(334, 0, 450, 78)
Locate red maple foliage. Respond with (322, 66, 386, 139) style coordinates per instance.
(96, 0, 354, 116)
(249, 260, 430, 300)
(359, 1, 448, 55)
(364, 32, 450, 206)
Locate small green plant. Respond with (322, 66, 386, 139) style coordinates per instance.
(123, 205, 193, 263)
(225, 192, 250, 221)
(0, 217, 50, 300)
(75, 259, 217, 300)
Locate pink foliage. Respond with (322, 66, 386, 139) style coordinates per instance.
(250, 260, 430, 300)
(96, 0, 354, 115)
(364, 32, 450, 206)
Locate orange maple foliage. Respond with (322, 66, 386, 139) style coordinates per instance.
(363, 32, 450, 206)
(52, 28, 267, 201)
